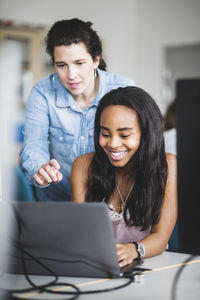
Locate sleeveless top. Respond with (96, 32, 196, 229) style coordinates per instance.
(107, 203, 151, 243)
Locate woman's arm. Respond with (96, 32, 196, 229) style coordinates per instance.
(141, 153, 177, 256)
(117, 153, 178, 267)
(20, 85, 52, 186)
(70, 153, 94, 202)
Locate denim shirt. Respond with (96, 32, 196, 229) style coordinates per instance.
(20, 68, 135, 201)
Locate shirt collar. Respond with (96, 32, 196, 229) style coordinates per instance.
(52, 73, 71, 108)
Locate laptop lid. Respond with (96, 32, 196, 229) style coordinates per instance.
(5, 202, 123, 278)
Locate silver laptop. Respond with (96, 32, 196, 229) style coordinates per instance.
(4, 202, 140, 278)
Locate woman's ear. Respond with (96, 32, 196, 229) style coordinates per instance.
(94, 55, 101, 68)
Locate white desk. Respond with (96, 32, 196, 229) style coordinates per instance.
(0, 251, 200, 300)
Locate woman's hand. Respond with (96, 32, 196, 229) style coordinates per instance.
(116, 243, 138, 268)
(33, 159, 63, 186)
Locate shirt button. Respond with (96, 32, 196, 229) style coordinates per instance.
(81, 136, 85, 140)
(59, 136, 63, 141)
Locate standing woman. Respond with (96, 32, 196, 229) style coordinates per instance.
(20, 18, 134, 201)
(71, 86, 177, 266)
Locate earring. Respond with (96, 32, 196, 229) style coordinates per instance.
(94, 68, 97, 79)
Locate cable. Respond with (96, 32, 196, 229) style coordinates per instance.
(45, 275, 134, 295)
(171, 254, 196, 300)
(9, 252, 121, 278)
(8, 277, 135, 300)
(8, 230, 146, 279)
(7, 242, 141, 294)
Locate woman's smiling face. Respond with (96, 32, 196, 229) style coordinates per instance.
(99, 105, 141, 168)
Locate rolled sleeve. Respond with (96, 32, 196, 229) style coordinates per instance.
(20, 85, 50, 186)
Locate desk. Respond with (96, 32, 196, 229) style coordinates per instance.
(0, 251, 200, 300)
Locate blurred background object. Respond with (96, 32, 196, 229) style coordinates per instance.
(164, 100, 177, 155)
(176, 78, 200, 255)
(0, 36, 20, 287)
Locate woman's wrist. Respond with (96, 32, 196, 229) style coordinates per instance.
(130, 241, 145, 262)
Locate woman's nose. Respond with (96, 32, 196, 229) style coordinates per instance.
(108, 136, 121, 148)
(67, 65, 76, 80)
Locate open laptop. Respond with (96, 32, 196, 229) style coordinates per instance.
(3, 202, 141, 278)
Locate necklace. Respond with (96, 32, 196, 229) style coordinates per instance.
(116, 182, 134, 212)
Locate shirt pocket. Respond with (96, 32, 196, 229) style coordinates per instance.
(88, 128, 95, 152)
(49, 126, 75, 158)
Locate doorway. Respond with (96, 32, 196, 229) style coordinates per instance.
(162, 44, 200, 113)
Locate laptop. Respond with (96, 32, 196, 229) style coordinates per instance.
(3, 202, 141, 278)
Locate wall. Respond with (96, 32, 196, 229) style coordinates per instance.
(0, 0, 200, 111)
(134, 0, 200, 111)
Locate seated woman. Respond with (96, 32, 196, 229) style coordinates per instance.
(70, 86, 177, 268)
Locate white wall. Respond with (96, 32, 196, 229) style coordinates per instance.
(134, 0, 200, 111)
(0, 0, 200, 111)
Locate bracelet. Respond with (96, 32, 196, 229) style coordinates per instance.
(129, 241, 145, 262)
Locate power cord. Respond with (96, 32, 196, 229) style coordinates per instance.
(171, 254, 196, 300)
(7, 239, 136, 297)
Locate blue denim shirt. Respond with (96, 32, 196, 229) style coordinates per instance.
(20, 68, 135, 201)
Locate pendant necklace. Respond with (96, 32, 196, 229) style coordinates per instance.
(116, 182, 135, 212)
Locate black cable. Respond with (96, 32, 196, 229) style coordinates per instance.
(15, 208, 59, 288)
(9, 225, 146, 279)
(171, 254, 196, 300)
(8, 233, 140, 278)
(3, 240, 146, 292)
(9, 276, 135, 300)
(8, 238, 138, 296)
(3, 244, 80, 299)
(44, 275, 135, 295)
(9, 252, 121, 278)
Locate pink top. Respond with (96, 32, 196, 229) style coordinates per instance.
(107, 203, 151, 243)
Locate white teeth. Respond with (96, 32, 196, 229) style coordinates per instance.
(111, 151, 125, 157)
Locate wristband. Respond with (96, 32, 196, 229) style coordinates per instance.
(130, 241, 145, 262)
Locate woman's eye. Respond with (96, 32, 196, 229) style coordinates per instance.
(57, 64, 65, 68)
(121, 135, 130, 138)
(101, 133, 109, 137)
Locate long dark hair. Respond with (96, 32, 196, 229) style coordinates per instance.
(46, 18, 106, 70)
(86, 86, 168, 230)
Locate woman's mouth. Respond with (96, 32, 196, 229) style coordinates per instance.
(108, 150, 128, 161)
(69, 82, 80, 89)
